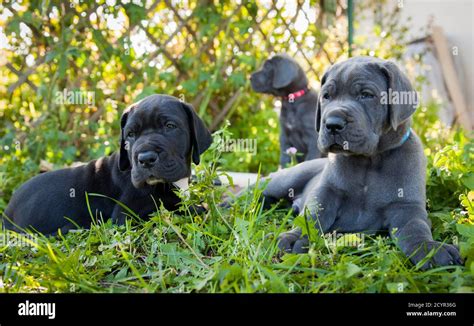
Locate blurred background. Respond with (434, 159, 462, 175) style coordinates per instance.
(0, 0, 473, 216)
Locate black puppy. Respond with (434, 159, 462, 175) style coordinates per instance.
(250, 54, 323, 167)
(3, 94, 212, 235)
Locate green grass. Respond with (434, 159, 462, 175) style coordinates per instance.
(1, 149, 473, 294)
(0, 192, 471, 293)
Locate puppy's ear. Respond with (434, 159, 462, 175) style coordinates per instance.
(181, 102, 213, 165)
(118, 105, 134, 171)
(378, 61, 418, 131)
(272, 58, 299, 89)
(315, 71, 328, 132)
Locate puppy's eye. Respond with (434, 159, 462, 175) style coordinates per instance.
(360, 91, 375, 99)
(127, 131, 136, 138)
(165, 122, 177, 129)
(322, 93, 331, 100)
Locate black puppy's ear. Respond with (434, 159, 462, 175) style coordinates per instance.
(272, 57, 299, 89)
(378, 61, 418, 131)
(181, 102, 213, 165)
(315, 71, 328, 132)
(118, 105, 134, 171)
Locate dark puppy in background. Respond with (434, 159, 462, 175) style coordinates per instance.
(250, 54, 323, 167)
(3, 94, 212, 235)
(264, 57, 462, 269)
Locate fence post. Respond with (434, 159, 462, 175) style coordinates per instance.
(347, 0, 354, 57)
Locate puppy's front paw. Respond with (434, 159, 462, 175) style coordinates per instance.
(257, 196, 279, 211)
(189, 204, 207, 215)
(291, 197, 302, 215)
(409, 241, 463, 270)
(278, 229, 309, 254)
(218, 199, 232, 209)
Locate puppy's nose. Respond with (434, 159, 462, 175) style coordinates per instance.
(137, 151, 158, 168)
(325, 116, 346, 133)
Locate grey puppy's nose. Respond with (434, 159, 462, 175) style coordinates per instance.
(325, 116, 346, 133)
(138, 151, 158, 168)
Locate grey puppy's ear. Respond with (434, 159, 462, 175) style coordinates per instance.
(378, 61, 418, 131)
(272, 58, 299, 89)
(118, 104, 135, 171)
(315, 71, 328, 132)
(181, 102, 213, 165)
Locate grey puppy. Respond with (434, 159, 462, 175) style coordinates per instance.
(250, 54, 323, 167)
(263, 56, 462, 269)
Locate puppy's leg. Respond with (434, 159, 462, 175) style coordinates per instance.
(291, 196, 303, 215)
(49, 222, 79, 236)
(263, 158, 327, 203)
(222, 158, 327, 209)
(278, 228, 309, 253)
(385, 205, 462, 270)
(110, 195, 155, 224)
(278, 185, 340, 253)
(279, 130, 292, 168)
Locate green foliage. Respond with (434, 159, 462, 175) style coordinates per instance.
(221, 106, 280, 173)
(457, 223, 474, 276)
(427, 134, 473, 210)
(0, 0, 352, 178)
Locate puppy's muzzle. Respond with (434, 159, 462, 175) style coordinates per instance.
(324, 115, 347, 134)
(250, 72, 265, 91)
(137, 151, 158, 169)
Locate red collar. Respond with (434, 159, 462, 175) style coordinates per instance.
(282, 87, 309, 101)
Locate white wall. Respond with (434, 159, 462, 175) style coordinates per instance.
(397, 0, 474, 119)
(356, 0, 473, 124)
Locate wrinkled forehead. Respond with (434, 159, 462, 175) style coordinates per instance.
(325, 61, 388, 91)
(126, 97, 188, 128)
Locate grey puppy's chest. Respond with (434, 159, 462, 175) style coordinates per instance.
(322, 154, 397, 232)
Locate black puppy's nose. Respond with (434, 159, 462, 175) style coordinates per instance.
(325, 116, 346, 133)
(137, 151, 158, 168)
